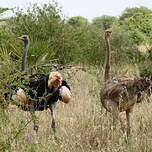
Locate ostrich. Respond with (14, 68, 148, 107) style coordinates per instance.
(12, 35, 71, 135)
(100, 30, 150, 137)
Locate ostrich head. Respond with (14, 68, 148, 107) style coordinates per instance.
(105, 30, 112, 39)
(18, 35, 30, 43)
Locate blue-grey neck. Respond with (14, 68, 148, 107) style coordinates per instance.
(21, 41, 29, 72)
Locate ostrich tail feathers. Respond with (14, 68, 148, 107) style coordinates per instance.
(59, 86, 71, 104)
(12, 88, 28, 106)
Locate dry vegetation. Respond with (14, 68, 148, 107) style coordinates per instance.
(1, 65, 152, 152)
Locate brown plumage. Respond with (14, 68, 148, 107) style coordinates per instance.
(100, 31, 151, 137)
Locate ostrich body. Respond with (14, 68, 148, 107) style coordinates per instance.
(100, 31, 150, 137)
(21, 75, 71, 111)
(12, 35, 71, 135)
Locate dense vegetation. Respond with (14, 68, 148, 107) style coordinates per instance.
(0, 4, 151, 67)
(0, 2, 152, 151)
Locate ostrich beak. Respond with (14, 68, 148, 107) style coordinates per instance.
(18, 37, 24, 40)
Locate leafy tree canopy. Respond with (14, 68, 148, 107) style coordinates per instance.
(91, 15, 117, 30)
(68, 16, 88, 26)
(119, 6, 152, 22)
(119, 6, 152, 44)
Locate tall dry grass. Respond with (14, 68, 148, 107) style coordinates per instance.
(1, 65, 152, 152)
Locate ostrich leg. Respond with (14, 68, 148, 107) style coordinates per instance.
(30, 103, 39, 133)
(49, 102, 57, 136)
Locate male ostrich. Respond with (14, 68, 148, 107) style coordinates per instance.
(12, 35, 71, 135)
(100, 31, 150, 137)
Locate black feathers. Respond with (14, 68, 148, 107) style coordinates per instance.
(21, 74, 71, 111)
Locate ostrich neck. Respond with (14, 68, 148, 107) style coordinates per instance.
(21, 41, 29, 72)
(104, 36, 111, 82)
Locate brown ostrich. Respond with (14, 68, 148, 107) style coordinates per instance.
(100, 30, 150, 137)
